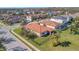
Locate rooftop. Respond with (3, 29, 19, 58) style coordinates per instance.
(23, 22, 53, 33)
(53, 16, 67, 20)
(40, 20, 60, 27)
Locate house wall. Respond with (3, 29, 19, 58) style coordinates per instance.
(33, 31, 41, 37)
(57, 22, 69, 30)
(32, 31, 50, 37)
(27, 29, 51, 37)
(50, 19, 63, 23)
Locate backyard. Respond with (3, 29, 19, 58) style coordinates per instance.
(13, 28, 79, 51)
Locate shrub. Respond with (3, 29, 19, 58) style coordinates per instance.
(28, 33, 37, 40)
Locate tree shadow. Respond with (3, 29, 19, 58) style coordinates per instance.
(74, 32, 79, 35)
(32, 38, 49, 46)
(60, 41, 71, 47)
(0, 37, 16, 44)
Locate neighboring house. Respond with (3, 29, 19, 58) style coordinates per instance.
(2, 14, 9, 20)
(28, 14, 48, 20)
(23, 22, 53, 37)
(0, 15, 4, 20)
(50, 16, 73, 23)
(8, 15, 21, 24)
(47, 11, 63, 16)
(69, 13, 79, 18)
(40, 20, 60, 29)
(26, 16, 32, 22)
(21, 15, 32, 24)
(50, 16, 73, 30)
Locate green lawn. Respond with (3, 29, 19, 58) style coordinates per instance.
(14, 28, 79, 51)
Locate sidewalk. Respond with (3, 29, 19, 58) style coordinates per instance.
(10, 30, 40, 51)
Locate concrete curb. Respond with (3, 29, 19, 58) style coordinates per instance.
(10, 30, 40, 51)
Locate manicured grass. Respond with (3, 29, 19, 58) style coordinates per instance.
(34, 36, 49, 44)
(14, 28, 79, 51)
(14, 28, 23, 34)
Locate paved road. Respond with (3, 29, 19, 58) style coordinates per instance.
(0, 23, 32, 51)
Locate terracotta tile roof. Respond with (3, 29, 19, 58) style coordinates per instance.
(23, 22, 53, 33)
(40, 20, 60, 27)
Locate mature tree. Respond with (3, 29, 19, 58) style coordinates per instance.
(70, 17, 79, 34)
(50, 30, 61, 47)
(75, 17, 79, 28)
(28, 32, 37, 41)
(21, 28, 30, 37)
(70, 24, 77, 34)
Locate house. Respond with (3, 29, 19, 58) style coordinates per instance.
(2, 14, 9, 20)
(51, 16, 73, 23)
(47, 11, 63, 16)
(23, 22, 53, 37)
(40, 20, 60, 29)
(26, 16, 32, 22)
(8, 15, 21, 24)
(0, 15, 4, 20)
(50, 16, 73, 30)
(24, 14, 48, 21)
(21, 15, 32, 24)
